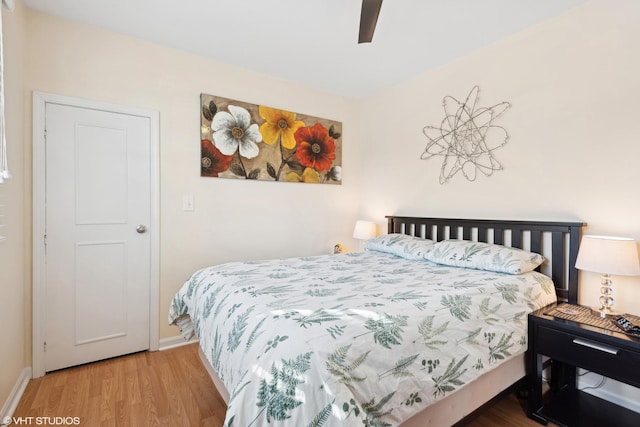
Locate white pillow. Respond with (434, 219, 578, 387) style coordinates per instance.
(364, 233, 434, 260)
(424, 240, 545, 274)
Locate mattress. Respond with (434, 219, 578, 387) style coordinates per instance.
(169, 250, 556, 426)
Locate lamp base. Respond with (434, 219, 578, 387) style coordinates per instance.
(590, 306, 620, 319)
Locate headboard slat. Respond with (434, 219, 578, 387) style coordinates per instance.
(494, 229, 504, 245)
(424, 225, 432, 240)
(551, 232, 564, 295)
(512, 230, 523, 249)
(462, 226, 472, 240)
(478, 227, 488, 243)
(568, 229, 581, 304)
(530, 231, 542, 255)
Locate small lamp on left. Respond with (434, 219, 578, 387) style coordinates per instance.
(353, 220, 377, 251)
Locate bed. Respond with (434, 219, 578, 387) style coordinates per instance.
(169, 216, 585, 426)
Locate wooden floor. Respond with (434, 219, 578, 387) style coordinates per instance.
(14, 343, 548, 426)
(14, 343, 225, 426)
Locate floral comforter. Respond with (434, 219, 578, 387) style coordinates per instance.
(169, 251, 556, 427)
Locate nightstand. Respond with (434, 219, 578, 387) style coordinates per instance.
(527, 304, 640, 427)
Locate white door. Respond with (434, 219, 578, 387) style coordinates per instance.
(44, 102, 152, 372)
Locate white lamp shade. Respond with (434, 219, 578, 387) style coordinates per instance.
(575, 235, 640, 276)
(353, 220, 377, 240)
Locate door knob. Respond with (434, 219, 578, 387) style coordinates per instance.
(136, 225, 147, 234)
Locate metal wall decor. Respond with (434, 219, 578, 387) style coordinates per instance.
(421, 86, 511, 184)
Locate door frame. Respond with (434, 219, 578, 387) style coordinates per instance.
(32, 92, 160, 377)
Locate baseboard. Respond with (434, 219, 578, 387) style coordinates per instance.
(578, 371, 640, 414)
(158, 335, 198, 351)
(580, 383, 640, 414)
(0, 367, 32, 424)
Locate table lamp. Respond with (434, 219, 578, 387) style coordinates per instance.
(353, 220, 376, 251)
(575, 235, 640, 318)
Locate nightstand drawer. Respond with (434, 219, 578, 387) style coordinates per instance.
(537, 325, 640, 386)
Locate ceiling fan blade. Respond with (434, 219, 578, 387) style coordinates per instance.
(358, 0, 383, 44)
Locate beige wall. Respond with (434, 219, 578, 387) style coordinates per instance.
(357, 0, 640, 407)
(20, 10, 361, 352)
(0, 0, 26, 409)
(358, 0, 640, 314)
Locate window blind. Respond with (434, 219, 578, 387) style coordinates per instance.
(0, 0, 13, 184)
(0, 0, 13, 241)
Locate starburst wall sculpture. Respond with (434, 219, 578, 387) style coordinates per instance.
(421, 86, 511, 184)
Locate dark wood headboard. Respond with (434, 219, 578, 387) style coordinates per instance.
(386, 216, 586, 304)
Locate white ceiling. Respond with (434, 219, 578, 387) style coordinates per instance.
(23, 0, 587, 99)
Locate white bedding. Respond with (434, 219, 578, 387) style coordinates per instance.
(169, 251, 557, 427)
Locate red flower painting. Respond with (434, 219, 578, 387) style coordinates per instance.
(201, 139, 233, 177)
(294, 123, 336, 172)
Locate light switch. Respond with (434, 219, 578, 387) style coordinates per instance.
(183, 195, 194, 211)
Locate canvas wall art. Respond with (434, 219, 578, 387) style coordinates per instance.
(200, 94, 342, 185)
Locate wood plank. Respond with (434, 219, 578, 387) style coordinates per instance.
(465, 393, 559, 427)
(438, 224, 447, 240)
(512, 229, 523, 248)
(530, 231, 541, 257)
(478, 227, 487, 242)
(551, 231, 563, 294)
(463, 226, 472, 240)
